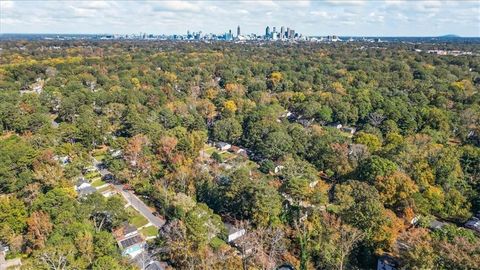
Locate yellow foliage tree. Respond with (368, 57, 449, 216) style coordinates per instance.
(330, 82, 346, 95)
(270, 71, 283, 83)
(131, 77, 141, 89)
(223, 100, 237, 114)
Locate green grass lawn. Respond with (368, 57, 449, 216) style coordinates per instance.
(204, 145, 216, 155)
(220, 151, 234, 160)
(209, 236, 226, 250)
(127, 207, 149, 228)
(140, 226, 158, 238)
(94, 154, 106, 161)
(91, 178, 106, 187)
(85, 171, 101, 180)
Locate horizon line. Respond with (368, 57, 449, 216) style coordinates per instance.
(1, 33, 479, 38)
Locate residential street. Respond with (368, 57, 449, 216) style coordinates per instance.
(113, 184, 165, 228)
(93, 158, 165, 228)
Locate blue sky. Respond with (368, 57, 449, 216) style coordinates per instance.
(1, 0, 479, 36)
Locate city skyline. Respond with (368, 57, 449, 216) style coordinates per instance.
(1, 0, 479, 37)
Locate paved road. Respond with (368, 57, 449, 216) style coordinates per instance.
(92, 158, 165, 228)
(113, 184, 165, 228)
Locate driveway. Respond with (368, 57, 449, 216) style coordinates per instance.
(92, 157, 165, 228)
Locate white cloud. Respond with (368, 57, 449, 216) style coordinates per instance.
(325, 0, 365, 6)
(0, 0, 478, 36)
(154, 1, 201, 12)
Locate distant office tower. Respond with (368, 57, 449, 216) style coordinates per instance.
(266, 26, 270, 38)
(286, 27, 290, 38)
(290, 29, 295, 39)
(273, 26, 276, 33)
(237, 25, 241, 37)
(280, 26, 285, 39)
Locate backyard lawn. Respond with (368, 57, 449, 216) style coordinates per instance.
(140, 226, 158, 238)
(91, 178, 106, 187)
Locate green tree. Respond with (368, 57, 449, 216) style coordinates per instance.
(0, 196, 28, 233)
(212, 117, 242, 143)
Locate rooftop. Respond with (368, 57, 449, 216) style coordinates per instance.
(119, 235, 144, 249)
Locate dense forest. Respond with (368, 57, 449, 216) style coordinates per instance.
(0, 40, 479, 269)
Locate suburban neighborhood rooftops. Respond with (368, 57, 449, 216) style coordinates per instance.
(77, 185, 97, 197)
(114, 223, 138, 239)
(119, 235, 144, 249)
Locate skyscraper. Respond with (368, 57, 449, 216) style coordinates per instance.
(280, 26, 285, 39)
(265, 26, 270, 38)
(237, 25, 241, 37)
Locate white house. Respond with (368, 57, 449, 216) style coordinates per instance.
(224, 223, 246, 243)
(215, 142, 232, 151)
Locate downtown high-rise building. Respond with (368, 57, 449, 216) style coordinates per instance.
(265, 26, 270, 38)
(280, 26, 285, 39)
(237, 25, 241, 37)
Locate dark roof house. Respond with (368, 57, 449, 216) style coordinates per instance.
(465, 217, 480, 234)
(113, 223, 146, 258)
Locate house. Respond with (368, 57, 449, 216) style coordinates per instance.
(75, 179, 96, 197)
(215, 142, 231, 151)
(54, 155, 70, 166)
(224, 223, 246, 243)
(330, 123, 343, 129)
(228, 145, 241, 153)
(110, 149, 123, 158)
(19, 78, 44, 95)
(465, 217, 480, 235)
(280, 111, 293, 118)
(341, 126, 357, 135)
(113, 224, 146, 258)
(0, 243, 22, 270)
(377, 255, 397, 270)
(237, 148, 248, 158)
(274, 165, 285, 174)
(228, 146, 248, 158)
(297, 118, 314, 127)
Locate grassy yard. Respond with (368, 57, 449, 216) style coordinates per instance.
(140, 226, 158, 238)
(91, 178, 106, 187)
(127, 207, 149, 228)
(97, 185, 111, 193)
(209, 236, 227, 250)
(220, 151, 234, 160)
(85, 171, 101, 181)
(204, 145, 216, 155)
(94, 154, 106, 161)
